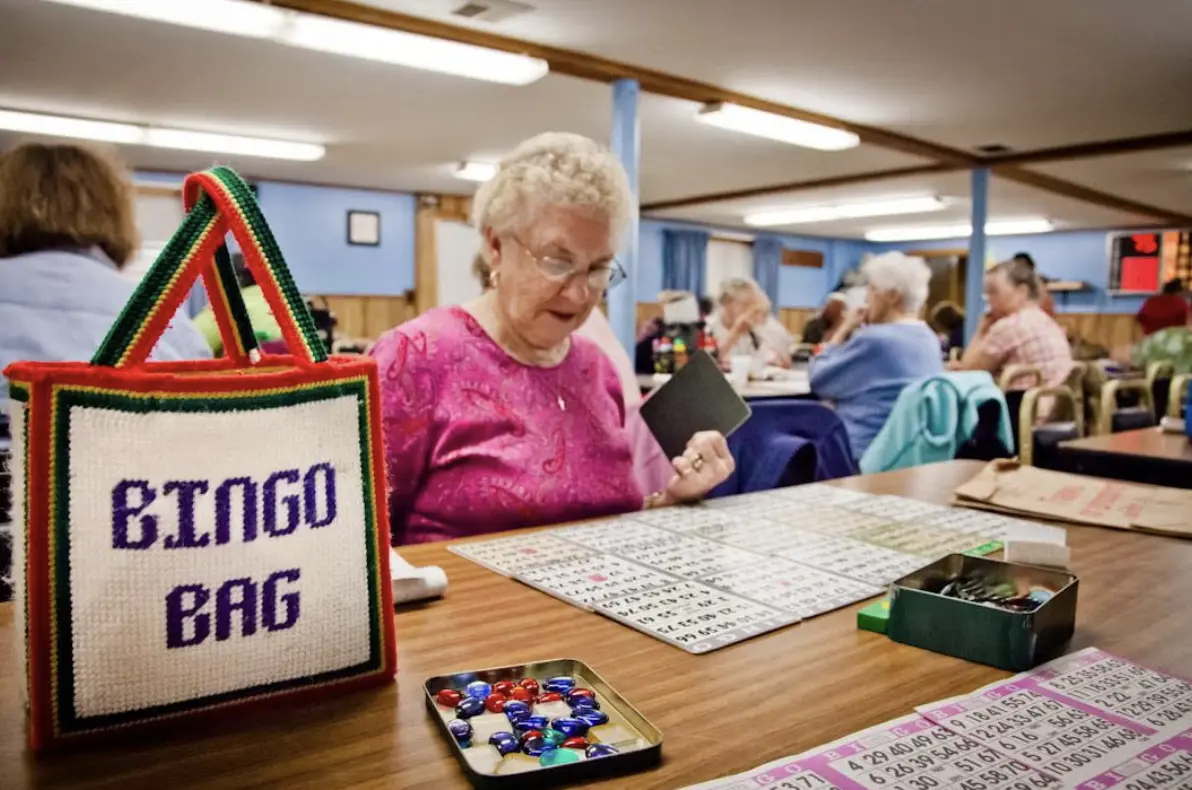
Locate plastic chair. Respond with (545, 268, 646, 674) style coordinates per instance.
(1018, 385, 1082, 466)
(998, 364, 1043, 391)
(1170, 374, 1192, 418)
(1097, 378, 1156, 434)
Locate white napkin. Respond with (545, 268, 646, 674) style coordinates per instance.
(390, 548, 448, 605)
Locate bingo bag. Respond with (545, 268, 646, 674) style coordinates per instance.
(4, 167, 396, 751)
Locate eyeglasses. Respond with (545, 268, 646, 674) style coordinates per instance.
(510, 235, 626, 290)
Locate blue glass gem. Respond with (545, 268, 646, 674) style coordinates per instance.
(550, 717, 590, 738)
(521, 735, 551, 757)
(542, 729, 566, 747)
(586, 743, 618, 759)
(447, 718, 473, 743)
(489, 732, 519, 756)
(575, 709, 609, 727)
(569, 696, 600, 712)
(540, 748, 580, 766)
(455, 697, 485, 719)
(543, 676, 576, 694)
(465, 680, 493, 701)
(503, 700, 532, 721)
(512, 715, 550, 733)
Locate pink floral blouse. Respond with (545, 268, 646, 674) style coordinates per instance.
(370, 306, 645, 544)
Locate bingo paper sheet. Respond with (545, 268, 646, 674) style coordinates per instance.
(593, 580, 799, 654)
(683, 713, 1057, 790)
(918, 647, 1192, 786)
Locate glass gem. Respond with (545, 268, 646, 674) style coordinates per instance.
(540, 748, 580, 766)
(484, 694, 506, 714)
(519, 678, 541, 695)
(503, 700, 532, 721)
(512, 715, 550, 733)
(455, 697, 485, 719)
(521, 735, 551, 757)
(550, 717, 590, 738)
(435, 689, 463, 708)
(447, 718, 473, 742)
(586, 743, 618, 758)
(575, 709, 609, 727)
(492, 680, 516, 696)
(544, 676, 576, 693)
(488, 732, 519, 756)
(465, 681, 492, 700)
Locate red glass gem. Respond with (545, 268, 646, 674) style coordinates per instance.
(562, 737, 588, 749)
(568, 688, 595, 701)
(519, 678, 541, 695)
(536, 692, 563, 704)
(492, 680, 516, 696)
(484, 694, 507, 713)
(434, 689, 463, 708)
(509, 686, 534, 703)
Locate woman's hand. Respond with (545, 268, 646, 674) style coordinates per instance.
(663, 431, 735, 504)
(827, 307, 867, 345)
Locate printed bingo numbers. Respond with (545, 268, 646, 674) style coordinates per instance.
(684, 648, 1192, 790)
(594, 581, 798, 654)
(450, 484, 1025, 653)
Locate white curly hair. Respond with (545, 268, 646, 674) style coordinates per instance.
(862, 252, 932, 313)
(472, 132, 633, 246)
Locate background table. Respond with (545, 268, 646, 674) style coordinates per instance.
(1044, 427, 1192, 488)
(637, 372, 812, 400)
(4, 460, 1192, 789)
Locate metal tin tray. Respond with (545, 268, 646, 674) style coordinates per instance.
(888, 554, 1078, 671)
(425, 658, 662, 789)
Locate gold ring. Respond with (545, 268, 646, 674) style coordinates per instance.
(691, 455, 705, 472)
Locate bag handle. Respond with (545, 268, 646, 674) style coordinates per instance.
(92, 166, 328, 368)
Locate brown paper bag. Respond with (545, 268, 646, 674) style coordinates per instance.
(953, 460, 1192, 538)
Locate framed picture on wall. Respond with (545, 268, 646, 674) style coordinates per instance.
(347, 210, 381, 246)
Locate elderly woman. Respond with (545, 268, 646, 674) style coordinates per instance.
(951, 259, 1072, 390)
(809, 253, 944, 460)
(0, 143, 210, 415)
(371, 133, 733, 545)
(707, 276, 794, 368)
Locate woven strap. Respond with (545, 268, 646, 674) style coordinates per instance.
(92, 166, 327, 367)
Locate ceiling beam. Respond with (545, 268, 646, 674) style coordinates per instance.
(988, 130, 1192, 166)
(994, 166, 1192, 225)
(640, 164, 955, 212)
(258, 0, 1188, 224)
(263, 0, 976, 166)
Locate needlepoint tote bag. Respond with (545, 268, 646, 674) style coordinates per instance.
(4, 167, 396, 751)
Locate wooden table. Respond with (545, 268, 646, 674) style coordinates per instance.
(4, 460, 1192, 789)
(1046, 427, 1192, 488)
(637, 373, 812, 400)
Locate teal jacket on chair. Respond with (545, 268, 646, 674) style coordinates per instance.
(859, 371, 1013, 474)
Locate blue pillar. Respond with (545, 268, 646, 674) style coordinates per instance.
(965, 167, 990, 343)
(609, 78, 640, 352)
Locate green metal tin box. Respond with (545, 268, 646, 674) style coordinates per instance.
(888, 554, 1078, 671)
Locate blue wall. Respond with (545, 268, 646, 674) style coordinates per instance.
(138, 172, 416, 296)
(869, 230, 1144, 314)
(637, 219, 871, 309)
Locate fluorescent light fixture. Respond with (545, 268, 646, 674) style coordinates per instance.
(41, 0, 288, 38)
(284, 15, 549, 85)
(0, 108, 142, 144)
(696, 102, 860, 151)
(864, 218, 1055, 243)
(41, 0, 550, 86)
(744, 195, 946, 227)
(0, 108, 325, 161)
(143, 128, 324, 160)
(454, 162, 497, 182)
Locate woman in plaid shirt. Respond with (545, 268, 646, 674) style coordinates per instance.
(951, 259, 1073, 390)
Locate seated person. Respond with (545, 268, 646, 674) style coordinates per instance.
(1012, 252, 1057, 317)
(1136, 278, 1189, 336)
(192, 254, 284, 355)
(951, 259, 1073, 390)
(370, 133, 733, 545)
(0, 142, 210, 415)
(928, 300, 966, 354)
(472, 252, 673, 495)
(1130, 308, 1192, 375)
(800, 293, 846, 345)
(707, 276, 794, 368)
(809, 253, 944, 460)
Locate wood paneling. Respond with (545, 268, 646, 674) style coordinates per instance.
(312, 294, 416, 341)
(635, 301, 664, 334)
(782, 249, 824, 269)
(778, 307, 816, 339)
(1054, 312, 1139, 353)
(415, 194, 473, 315)
(7, 461, 1192, 789)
